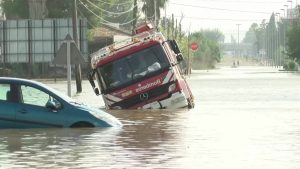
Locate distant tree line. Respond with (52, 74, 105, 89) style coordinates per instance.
(160, 16, 224, 70)
(243, 6, 300, 70)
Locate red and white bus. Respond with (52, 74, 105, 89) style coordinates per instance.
(88, 23, 194, 109)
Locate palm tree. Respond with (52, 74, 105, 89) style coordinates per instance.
(133, 0, 138, 30)
(141, 0, 168, 26)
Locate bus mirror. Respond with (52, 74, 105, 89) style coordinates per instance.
(94, 88, 100, 96)
(176, 53, 184, 63)
(169, 40, 181, 54)
(88, 70, 101, 95)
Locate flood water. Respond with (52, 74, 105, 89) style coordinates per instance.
(1, 66, 300, 169)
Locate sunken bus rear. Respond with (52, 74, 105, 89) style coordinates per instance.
(88, 23, 194, 109)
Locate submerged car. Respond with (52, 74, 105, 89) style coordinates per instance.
(0, 77, 122, 129)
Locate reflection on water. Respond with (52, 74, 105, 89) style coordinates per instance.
(1, 67, 300, 169)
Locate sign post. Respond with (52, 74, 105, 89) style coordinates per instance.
(53, 34, 85, 97)
(66, 40, 71, 97)
(188, 42, 199, 75)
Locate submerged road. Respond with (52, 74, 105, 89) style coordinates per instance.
(0, 66, 300, 169)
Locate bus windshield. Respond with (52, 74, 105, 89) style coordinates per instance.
(97, 44, 170, 90)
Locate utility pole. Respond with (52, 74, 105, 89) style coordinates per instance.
(281, 8, 286, 63)
(187, 23, 191, 75)
(154, 0, 157, 27)
(187, 31, 190, 75)
(72, 0, 82, 93)
(164, 4, 167, 31)
(276, 13, 281, 67)
(132, 0, 137, 31)
(172, 14, 174, 39)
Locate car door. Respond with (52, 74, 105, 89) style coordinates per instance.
(15, 84, 65, 128)
(0, 83, 16, 128)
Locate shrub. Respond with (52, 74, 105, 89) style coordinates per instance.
(283, 59, 299, 71)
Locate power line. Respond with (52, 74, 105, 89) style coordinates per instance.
(86, 0, 136, 15)
(169, 2, 271, 14)
(171, 0, 286, 4)
(77, 5, 98, 29)
(79, 0, 136, 26)
(170, 15, 265, 22)
(92, 0, 133, 6)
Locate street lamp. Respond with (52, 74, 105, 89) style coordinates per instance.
(275, 12, 281, 67)
(237, 24, 241, 64)
(284, 4, 289, 18)
(287, 0, 293, 7)
(280, 9, 285, 17)
(287, 0, 293, 18)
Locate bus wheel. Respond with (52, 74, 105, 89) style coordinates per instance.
(187, 98, 195, 109)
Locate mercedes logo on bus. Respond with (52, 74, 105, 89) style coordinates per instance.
(139, 93, 149, 101)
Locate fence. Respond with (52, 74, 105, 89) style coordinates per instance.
(0, 18, 88, 64)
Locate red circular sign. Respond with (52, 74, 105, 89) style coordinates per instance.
(190, 42, 198, 51)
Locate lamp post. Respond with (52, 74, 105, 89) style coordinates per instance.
(284, 4, 289, 19)
(287, 0, 294, 19)
(280, 8, 286, 58)
(265, 22, 270, 66)
(237, 24, 241, 64)
(275, 12, 281, 67)
(287, 0, 293, 7)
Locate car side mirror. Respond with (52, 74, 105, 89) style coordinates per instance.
(46, 100, 61, 111)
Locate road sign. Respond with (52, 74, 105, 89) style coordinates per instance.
(190, 42, 198, 51)
(53, 34, 85, 65)
(53, 34, 85, 97)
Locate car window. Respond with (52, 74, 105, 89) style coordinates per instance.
(0, 84, 10, 101)
(21, 85, 58, 107)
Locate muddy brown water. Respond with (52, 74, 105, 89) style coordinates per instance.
(1, 66, 300, 169)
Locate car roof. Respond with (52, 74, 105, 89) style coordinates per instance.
(0, 77, 43, 86)
(0, 77, 74, 102)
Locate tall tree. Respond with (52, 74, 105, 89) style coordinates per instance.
(266, 13, 277, 60)
(243, 23, 259, 55)
(286, 6, 300, 64)
(132, 0, 138, 29)
(189, 30, 223, 69)
(0, 0, 29, 19)
(201, 29, 224, 43)
(28, 0, 47, 19)
(287, 23, 300, 63)
(141, 0, 168, 26)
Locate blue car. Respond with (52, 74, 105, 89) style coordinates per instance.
(0, 77, 122, 128)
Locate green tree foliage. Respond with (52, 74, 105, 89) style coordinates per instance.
(46, 0, 72, 18)
(47, 0, 110, 28)
(0, 0, 29, 19)
(287, 23, 300, 64)
(243, 23, 259, 54)
(286, 6, 300, 65)
(243, 23, 258, 44)
(190, 30, 222, 69)
(201, 29, 224, 43)
(245, 14, 280, 58)
(266, 13, 277, 59)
